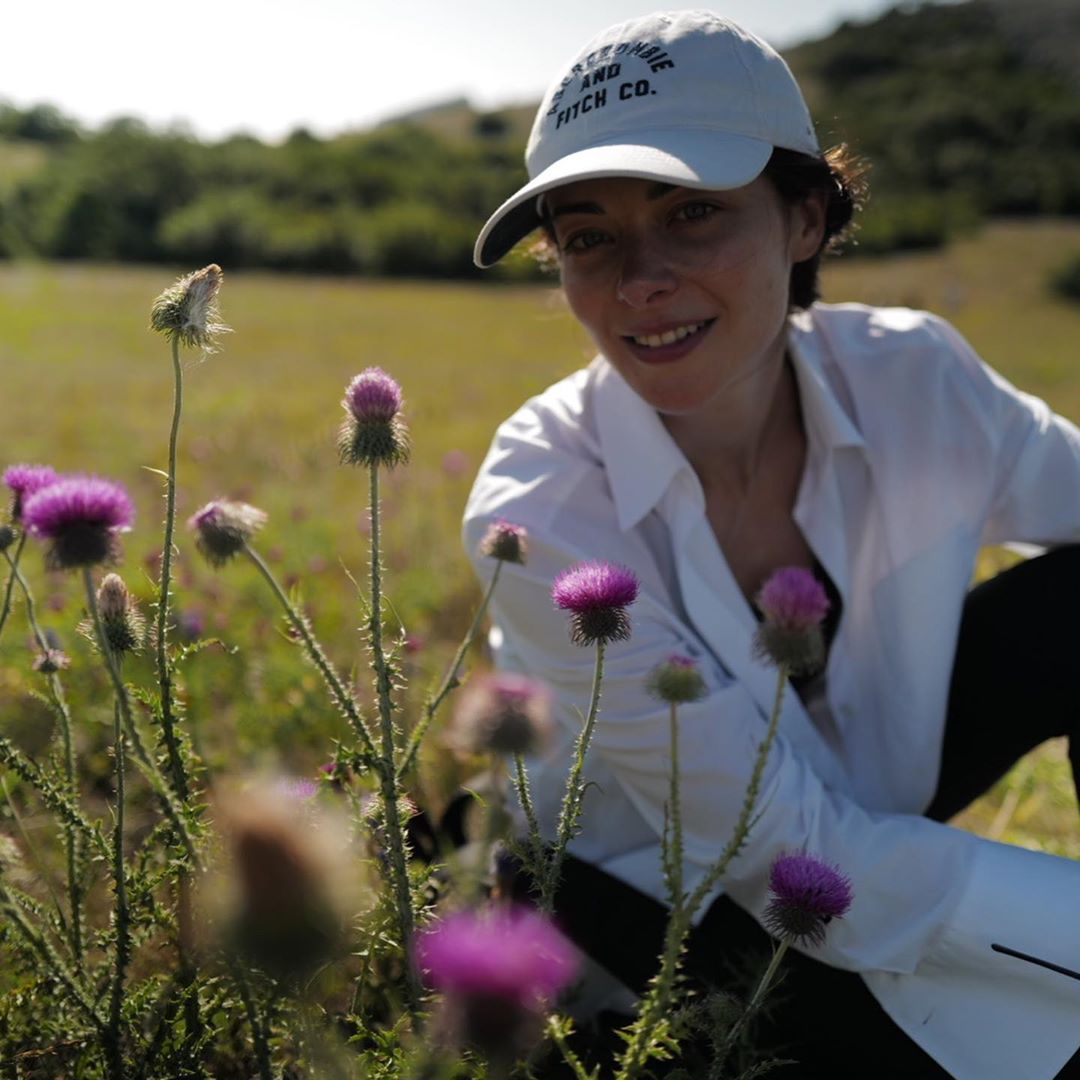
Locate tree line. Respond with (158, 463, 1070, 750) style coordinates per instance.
(0, 0, 1077, 277)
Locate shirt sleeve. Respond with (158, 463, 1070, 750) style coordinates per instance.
(927, 316, 1080, 547)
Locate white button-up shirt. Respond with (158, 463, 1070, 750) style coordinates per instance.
(463, 303, 1080, 1080)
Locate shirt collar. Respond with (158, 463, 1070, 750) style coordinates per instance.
(593, 313, 866, 533)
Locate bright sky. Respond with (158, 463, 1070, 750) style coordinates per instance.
(5, 0, 902, 142)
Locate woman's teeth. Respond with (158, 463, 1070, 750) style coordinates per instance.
(630, 321, 706, 348)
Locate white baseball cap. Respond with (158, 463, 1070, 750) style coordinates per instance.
(474, 9, 820, 268)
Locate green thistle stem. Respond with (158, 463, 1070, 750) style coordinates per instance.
(711, 939, 792, 1079)
(82, 569, 199, 868)
(106, 700, 130, 1080)
(1, 548, 84, 968)
(367, 464, 419, 1008)
(242, 544, 378, 766)
(666, 701, 685, 914)
(540, 640, 606, 915)
(546, 1015, 596, 1080)
(230, 960, 273, 1080)
(511, 750, 545, 884)
(398, 559, 503, 779)
(155, 334, 189, 803)
(0, 530, 27, 641)
(0, 880, 105, 1033)
(615, 666, 790, 1080)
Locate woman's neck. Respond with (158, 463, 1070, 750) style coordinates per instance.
(661, 346, 801, 501)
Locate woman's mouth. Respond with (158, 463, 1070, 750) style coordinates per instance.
(623, 319, 714, 363)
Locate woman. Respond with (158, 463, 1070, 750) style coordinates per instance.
(463, 11, 1080, 1078)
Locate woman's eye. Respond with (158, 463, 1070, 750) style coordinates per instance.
(560, 229, 608, 253)
(674, 201, 718, 223)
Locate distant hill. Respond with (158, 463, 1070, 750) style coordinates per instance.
(0, 0, 1077, 274)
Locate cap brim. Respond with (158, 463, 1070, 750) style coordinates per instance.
(474, 130, 773, 268)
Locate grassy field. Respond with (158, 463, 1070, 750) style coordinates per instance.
(1, 219, 1078, 854)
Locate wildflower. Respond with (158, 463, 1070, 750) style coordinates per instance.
(79, 573, 144, 658)
(753, 566, 830, 675)
(552, 560, 639, 646)
(149, 263, 230, 350)
(33, 648, 71, 674)
(647, 654, 707, 704)
(479, 519, 528, 566)
(416, 906, 578, 1068)
(450, 672, 553, 757)
(22, 476, 135, 570)
(338, 367, 410, 468)
(3, 464, 59, 522)
(763, 852, 853, 947)
(187, 499, 267, 567)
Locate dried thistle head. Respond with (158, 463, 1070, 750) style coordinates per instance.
(187, 499, 267, 567)
(149, 264, 231, 350)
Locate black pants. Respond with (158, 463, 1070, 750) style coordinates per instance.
(534, 546, 1080, 1079)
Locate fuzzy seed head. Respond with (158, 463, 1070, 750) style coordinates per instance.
(763, 852, 853, 947)
(479, 519, 528, 565)
(22, 476, 134, 570)
(149, 264, 230, 349)
(188, 499, 267, 567)
(552, 560, 639, 646)
(753, 567, 830, 675)
(647, 654, 707, 704)
(4, 464, 60, 521)
(451, 672, 553, 756)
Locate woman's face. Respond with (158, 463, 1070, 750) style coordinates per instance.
(546, 175, 824, 416)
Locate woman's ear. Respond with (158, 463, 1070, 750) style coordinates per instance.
(789, 190, 827, 263)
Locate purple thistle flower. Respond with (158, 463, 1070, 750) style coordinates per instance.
(4, 464, 60, 521)
(344, 367, 403, 423)
(552, 560, 639, 647)
(753, 566, 830, 675)
(763, 852, 853, 947)
(479, 519, 528, 566)
(338, 368, 409, 468)
(416, 906, 577, 1006)
(451, 672, 553, 756)
(647, 653, 707, 704)
(22, 475, 134, 570)
(187, 499, 267, 567)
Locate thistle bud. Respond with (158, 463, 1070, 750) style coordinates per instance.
(647, 654, 707, 704)
(753, 567, 830, 676)
(149, 264, 230, 350)
(0, 525, 14, 552)
(33, 648, 70, 674)
(450, 673, 553, 757)
(337, 368, 410, 469)
(80, 573, 144, 658)
(479, 519, 528, 565)
(187, 500, 267, 567)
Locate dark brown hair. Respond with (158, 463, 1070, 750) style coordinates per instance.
(763, 144, 869, 310)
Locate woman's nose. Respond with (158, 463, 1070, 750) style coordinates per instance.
(615, 235, 678, 308)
